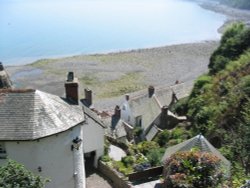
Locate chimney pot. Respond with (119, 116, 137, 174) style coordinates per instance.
(84, 88, 92, 106)
(125, 94, 130, 101)
(65, 72, 78, 104)
(161, 105, 168, 113)
(67, 72, 74, 82)
(148, 85, 155, 97)
(114, 105, 121, 118)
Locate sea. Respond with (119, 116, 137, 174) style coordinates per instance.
(0, 0, 226, 65)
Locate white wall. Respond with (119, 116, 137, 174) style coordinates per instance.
(0, 124, 85, 188)
(82, 116, 104, 167)
(120, 101, 135, 126)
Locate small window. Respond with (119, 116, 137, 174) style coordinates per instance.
(0, 142, 7, 159)
(122, 105, 126, 111)
(135, 116, 142, 127)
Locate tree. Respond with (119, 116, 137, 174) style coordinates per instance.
(0, 160, 48, 188)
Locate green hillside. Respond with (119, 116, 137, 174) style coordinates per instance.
(174, 23, 250, 186)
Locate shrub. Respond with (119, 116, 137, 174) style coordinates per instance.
(154, 130, 170, 147)
(101, 155, 111, 162)
(146, 148, 165, 166)
(137, 141, 160, 155)
(121, 156, 135, 167)
(163, 151, 226, 188)
(0, 160, 48, 188)
(114, 161, 133, 175)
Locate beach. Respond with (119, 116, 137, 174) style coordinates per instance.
(5, 0, 250, 110)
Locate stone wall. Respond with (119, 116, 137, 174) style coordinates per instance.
(98, 161, 131, 188)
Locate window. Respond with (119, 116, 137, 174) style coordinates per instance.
(135, 116, 142, 127)
(0, 142, 7, 159)
(122, 105, 126, 111)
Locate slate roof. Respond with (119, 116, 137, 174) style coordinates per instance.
(129, 95, 161, 130)
(0, 89, 85, 140)
(114, 120, 127, 138)
(145, 125, 161, 141)
(83, 106, 106, 128)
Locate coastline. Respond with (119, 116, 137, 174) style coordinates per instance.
(6, 41, 219, 110)
(5, 0, 250, 110)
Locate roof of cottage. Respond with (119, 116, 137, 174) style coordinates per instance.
(128, 95, 161, 129)
(145, 124, 161, 141)
(0, 89, 85, 140)
(125, 83, 192, 129)
(83, 106, 106, 128)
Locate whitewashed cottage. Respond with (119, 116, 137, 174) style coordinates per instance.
(120, 85, 187, 141)
(0, 72, 105, 188)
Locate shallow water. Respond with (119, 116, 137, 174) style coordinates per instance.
(0, 0, 226, 65)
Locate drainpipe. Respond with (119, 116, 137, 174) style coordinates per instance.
(72, 134, 85, 188)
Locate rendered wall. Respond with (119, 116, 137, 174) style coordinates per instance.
(0, 124, 85, 188)
(82, 116, 104, 167)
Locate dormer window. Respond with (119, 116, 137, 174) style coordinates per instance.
(0, 142, 7, 159)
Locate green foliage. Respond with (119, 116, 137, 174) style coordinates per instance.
(121, 156, 135, 167)
(186, 23, 250, 177)
(231, 162, 250, 188)
(0, 160, 48, 188)
(113, 161, 133, 175)
(101, 155, 111, 162)
(137, 141, 160, 155)
(163, 151, 226, 188)
(170, 97, 189, 116)
(133, 126, 143, 137)
(146, 148, 165, 166)
(209, 23, 250, 74)
(154, 128, 191, 147)
(154, 130, 170, 147)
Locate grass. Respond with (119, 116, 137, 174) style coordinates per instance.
(97, 72, 146, 99)
(30, 59, 55, 68)
(79, 74, 98, 85)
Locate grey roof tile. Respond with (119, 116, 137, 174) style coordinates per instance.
(0, 89, 85, 140)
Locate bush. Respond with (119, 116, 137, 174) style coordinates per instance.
(101, 155, 111, 162)
(137, 141, 160, 155)
(146, 148, 165, 166)
(209, 23, 250, 74)
(170, 97, 189, 116)
(154, 130, 170, 147)
(0, 160, 48, 188)
(114, 161, 133, 175)
(163, 151, 226, 188)
(121, 156, 135, 167)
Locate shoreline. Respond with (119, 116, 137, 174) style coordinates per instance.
(6, 0, 250, 68)
(4, 0, 250, 110)
(6, 41, 219, 110)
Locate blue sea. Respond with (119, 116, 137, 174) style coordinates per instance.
(0, 0, 226, 65)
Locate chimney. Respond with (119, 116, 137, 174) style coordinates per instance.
(65, 72, 79, 104)
(114, 105, 121, 118)
(159, 105, 168, 129)
(0, 62, 3, 71)
(84, 88, 92, 106)
(161, 105, 168, 115)
(125, 94, 130, 101)
(148, 85, 155, 97)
